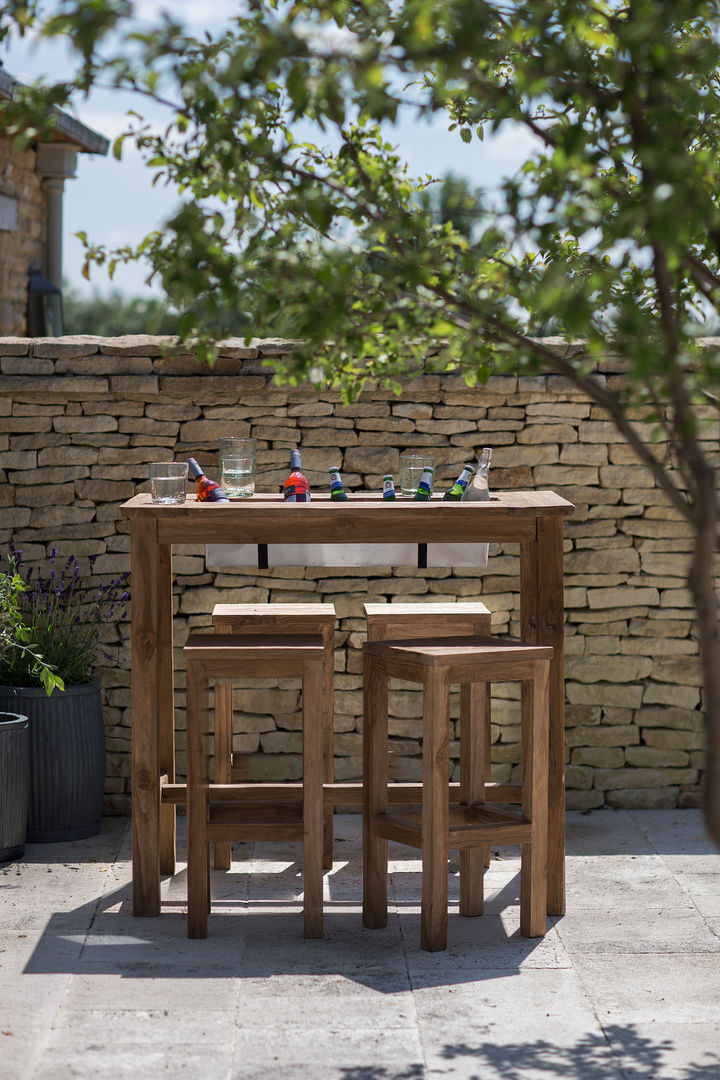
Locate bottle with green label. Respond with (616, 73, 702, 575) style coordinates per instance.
(443, 464, 475, 501)
(328, 467, 349, 500)
(413, 466, 434, 501)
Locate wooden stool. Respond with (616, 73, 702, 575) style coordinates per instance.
(185, 633, 325, 939)
(365, 602, 493, 875)
(362, 636, 552, 952)
(211, 603, 335, 871)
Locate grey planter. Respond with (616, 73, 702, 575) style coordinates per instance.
(0, 681, 105, 842)
(0, 711, 30, 862)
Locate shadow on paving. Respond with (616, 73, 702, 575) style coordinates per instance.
(334, 1028, 716, 1080)
(334, 1028, 720, 1080)
(22, 864, 554, 990)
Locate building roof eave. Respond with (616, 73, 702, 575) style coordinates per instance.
(0, 69, 110, 155)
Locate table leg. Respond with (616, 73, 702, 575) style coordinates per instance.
(131, 517, 161, 916)
(537, 516, 566, 916)
(157, 542, 176, 877)
(421, 669, 450, 952)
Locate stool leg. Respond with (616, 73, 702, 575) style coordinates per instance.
(187, 661, 209, 939)
(520, 660, 549, 938)
(459, 681, 489, 917)
(421, 669, 450, 952)
(213, 682, 233, 872)
(362, 654, 388, 930)
(303, 657, 324, 938)
(322, 625, 334, 870)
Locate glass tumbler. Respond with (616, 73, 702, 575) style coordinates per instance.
(399, 451, 435, 497)
(149, 462, 188, 504)
(218, 437, 256, 498)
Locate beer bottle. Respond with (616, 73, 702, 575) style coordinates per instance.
(187, 458, 229, 502)
(329, 467, 349, 500)
(413, 466, 434, 500)
(443, 464, 475, 501)
(382, 474, 396, 500)
(283, 449, 311, 502)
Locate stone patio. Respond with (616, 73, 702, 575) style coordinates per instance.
(1, 809, 719, 1079)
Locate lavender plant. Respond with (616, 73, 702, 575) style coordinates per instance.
(0, 546, 129, 690)
(0, 562, 64, 696)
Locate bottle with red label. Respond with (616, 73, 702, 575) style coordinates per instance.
(187, 458, 229, 502)
(283, 449, 311, 502)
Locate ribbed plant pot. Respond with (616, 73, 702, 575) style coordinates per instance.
(0, 712, 30, 862)
(0, 681, 105, 842)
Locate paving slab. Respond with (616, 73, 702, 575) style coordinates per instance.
(1, 808, 718, 1080)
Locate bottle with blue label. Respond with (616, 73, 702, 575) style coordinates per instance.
(382, 474, 396, 500)
(328, 467, 349, 500)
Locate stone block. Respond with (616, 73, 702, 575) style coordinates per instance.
(54, 415, 118, 433)
(565, 705, 602, 727)
(625, 746, 689, 767)
(517, 423, 578, 444)
(566, 764, 594, 789)
(260, 731, 302, 754)
(566, 789, 606, 810)
(637, 707, 704, 731)
(566, 655, 652, 683)
(642, 728, 705, 750)
(565, 724, 640, 748)
(535, 465, 599, 486)
(565, 548, 640, 574)
(593, 767, 697, 790)
(571, 747, 625, 768)
(643, 683, 701, 709)
(605, 788, 679, 809)
(587, 586, 659, 609)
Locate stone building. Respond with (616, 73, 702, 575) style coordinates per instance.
(0, 68, 108, 336)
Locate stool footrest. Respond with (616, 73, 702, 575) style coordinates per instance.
(209, 801, 303, 824)
(373, 804, 532, 849)
(161, 780, 525, 807)
(207, 822, 304, 843)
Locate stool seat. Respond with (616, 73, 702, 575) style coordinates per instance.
(363, 635, 552, 951)
(185, 632, 326, 940)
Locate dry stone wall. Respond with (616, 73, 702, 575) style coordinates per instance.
(0, 334, 712, 815)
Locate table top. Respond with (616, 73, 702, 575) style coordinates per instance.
(121, 490, 574, 545)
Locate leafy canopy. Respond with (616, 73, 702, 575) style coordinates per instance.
(2, 2, 720, 475)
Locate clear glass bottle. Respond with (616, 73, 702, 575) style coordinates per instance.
(187, 457, 229, 502)
(328, 466, 349, 500)
(283, 449, 311, 502)
(462, 448, 492, 501)
(413, 466, 434, 500)
(382, 474, 396, 500)
(442, 464, 475, 501)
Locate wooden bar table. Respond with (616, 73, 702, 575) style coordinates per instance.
(121, 490, 574, 919)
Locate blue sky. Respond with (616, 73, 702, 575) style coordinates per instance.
(2, 2, 537, 299)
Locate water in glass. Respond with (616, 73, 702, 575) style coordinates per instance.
(220, 457, 255, 498)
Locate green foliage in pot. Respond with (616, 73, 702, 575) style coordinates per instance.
(0, 560, 63, 696)
(0, 546, 130, 692)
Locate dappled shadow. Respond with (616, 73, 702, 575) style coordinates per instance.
(335, 1028, 720, 1080)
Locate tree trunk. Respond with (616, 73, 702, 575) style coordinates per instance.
(688, 482, 720, 848)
